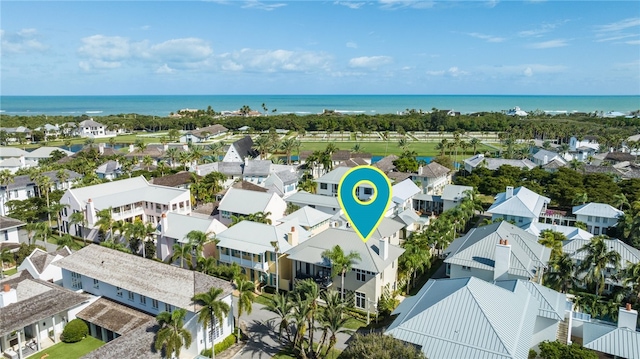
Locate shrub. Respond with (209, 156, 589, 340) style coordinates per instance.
(200, 333, 236, 356)
(61, 319, 88, 343)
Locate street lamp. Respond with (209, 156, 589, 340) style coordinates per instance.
(270, 241, 279, 293)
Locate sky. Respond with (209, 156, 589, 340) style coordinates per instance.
(1, 1, 639, 96)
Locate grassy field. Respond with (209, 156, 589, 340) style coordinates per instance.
(26, 336, 104, 359)
(2, 267, 18, 277)
(298, 140, 496, 157)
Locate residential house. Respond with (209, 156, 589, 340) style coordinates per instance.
(57, 143, 118, 165)
(569, 136, 599, 152)
(372, 155, 398, 174)
(263, 169, 299, 198)
(521, 222, 593, 241)
(17, 247, 72, 284)
(562, 238, 640, 293)
(0, 127, 31, 144)
(54, 245, 234, 358)
(76, 119, 107, 138)
(217, 187, 286, 226)
(487, 186, 551, 226)
(0, 170, 81, 216)
(531, 149, 566, 166)
(286, 191, 341, 215)
(215, 221, 309, 291)
(222, 136, 259, 162)
(412, 184, 472, 216)
(179, 124, 228, 143)
(385, 276, 567, 359)
(285, 227, 404, 308)
(95, 160, 122, 180)
(315, 167, 348, 198)
(412, 162, 451, 195)
(572, 203, 623, 235)
(243, 159, 271, 185)
(277, 206, 332, 237)
(464, 154, 537, 172)
(441, 184, 473, 212)
(443, 221, 550, 283)
(391, 179, 421, 215)
(582, 304, 639, 358)
(336, 158, 370, 168)
(0, 216, 24, 252)
(25, 147, 73, 164)
(59, 176, 191, 242)
(0, 148, 29, 161)
(394, 208, 428, 240)
(0, 271, 90, 359)
(33, 124, 61, 139)
(330, 150, 372, 167)
(156, 212, 227, 262)
(150, 171, 197, 190)
(604, 151, 636, 166)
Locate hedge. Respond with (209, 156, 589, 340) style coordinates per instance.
(200, 333, 236, 357)
(61, 319, 88, 343)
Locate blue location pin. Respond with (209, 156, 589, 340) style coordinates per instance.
(337, 166, 392, 243)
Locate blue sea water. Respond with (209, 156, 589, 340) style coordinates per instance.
(1, 95, 638, 117)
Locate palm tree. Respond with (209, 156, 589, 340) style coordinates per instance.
(165, 147, 179, 168)
(399, 240, 431, 292)
(262, 291, 293, 343)
(318, 290, 351, 356)
(321, 245, 361, 301)
(295, 279, 320, 354)
(612, 193, 629, 210)
(252, 135, 272, 160)
(192, 287, 231, 359)
(48, 202, 68, 233)
(25, 221, 38, 245)
(544, 252, 577, 293)
(56, 169, 70, 190)
(280, 138, 297, 165)
(235, 277, 255, 342)
(178, 151, 192, 171)
(622, 261, 640, 301)
(142, 155, 154, 171)
(397, 137, 409, 151)
(577, 235, 621, 295)
(56, 234, 80, 250)
(185, 230, 214, 267)
(69, 211, 87, 245)
(35, 221, 52, 244)
(154, 309, 192, 358)
(100, 239, 130, 252)
(538, 230, 566, 261)
(172, 243, 192, 269)
(207, 141, 226, 162)
(95, 207, 114, 241)
(469, 137, 480, 154)
(572, 192, 588, 206)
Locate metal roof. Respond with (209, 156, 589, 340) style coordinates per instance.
(392, 178, 421, 203)
(583, 322, 640, 359)
(216, 220, 309, 255)
(443, 221, 550, 279)
(284, 227, 404, 273)
(417, 162, 450, 178)
(26, 146, 73, 159)
(441, 184, 473, 202)
(465, 155, 537, 171)
(494, 279, 566, 321)
(218, 187, 283, 215)
(0, 147, 29, 157)
(286, 191, 340, 209)
(315, 167, 350, 185)
(53, 245, 233, 310)
(488, 186, 550, 219)
(279, 206, 332, 228)
(386, 277, 538, 359)
(521, 222, 593, 240)
(562, 238, 640, 267)
(572, 202, 624, 219)
(161, 212, 227, 244)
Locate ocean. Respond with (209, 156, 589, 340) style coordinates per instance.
(0, 95, 638, 117)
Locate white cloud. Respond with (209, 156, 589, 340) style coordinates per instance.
(467, 32, 506, 43)
(349, 55, 393, 68)
(148, 38, 213, 62)
(378, 0, 435, 10)
(484, 0, 499, 8)
(426, 70, 445, 76)
(527, 39, 568, 49)
(78, 35, 131, 61)
(523, 67, 533, 77)
(334, 1, 366, 9)
(595, 17, 640, 33)
(241, 1, 287, 11)
(626, 40, 640, 45)
(425, 66, 468, 77)
(346, 41, 358, 48)
(1, 28, 48, 54)
(156, 64, 175, 74)
(140, 25, 151, 31)
(593, 18, 640, 45)
(219, 48, 332, 72)
(477, 63, 567, 77)
(518, 20, 568, 37)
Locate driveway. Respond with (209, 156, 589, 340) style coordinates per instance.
(230, 297, 358, 359)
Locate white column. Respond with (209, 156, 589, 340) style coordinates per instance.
(17, 330, 23, 359)
(35, 323, 41, 351)
(51, 316, 56, 343)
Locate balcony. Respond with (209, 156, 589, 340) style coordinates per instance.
(295, 270, 333, 289)
(219, 253, 268, 272)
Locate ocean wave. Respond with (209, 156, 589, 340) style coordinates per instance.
(86, 110, 103, 114)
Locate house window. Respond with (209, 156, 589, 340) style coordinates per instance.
(462, 266, 471, 271)
(165, 303, 172, 312)
(320, 183, 328, 190)
(140, 295, 146, 305)
(588, 216, 593, 222)
(71, 272, 82, 289)
(116, 287, 123, 297)
(355, 292, 366, 309)
(93, 279, 99, 289)
(210, 323, 223, 341)
(594, 227, 600, 235)
(172, 204, 177, 211)
(595, 217, 600, 223)
(128, 291, 135, 301)
(603, 217, 608, 224)
(152, 299, 159, 309)
(355, 269, 369, 282)
(364, 188, 373, 195)
(156, 204, 161, 213)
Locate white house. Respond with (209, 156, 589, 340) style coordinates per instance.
(179, 124, 228, 143)
(411, 162, 451, 195)
(441, 184, 473, 212)
(391, 178, 421, 215)
(443, 221, 551, 283)
(242, 159, 272, 185)
(285, 227, 404, 307)
(0, 157, 36, 174)
(386, 276, 567, 359)
(521, 222, 593, 241)
(25, 147, 73, 164)
(277, 206, 332, 237)
(217, 187, 286, 226)
(582, 304, 639, 358)
(54, 245, 234, 359)
(286, 191, 341, 215)
(488, 186, 551, 226)
(222, 136, 259, 162)
(95, 160, 122, 180)
(569, 136, 599, 152)
(571, 203, 623, 235)
(0, 216, 24, 250)
(16, 247, 72, 284)
(0, 170, 81, 217)
(156, 212, 227, 262)
(76, 119, 107, 138)
(531, 149, 567, 166)
(315, 167, 348, 198)
(263, 169, 299, 198)
(59, 176, 191, 242)
(464, 154, 537, 172)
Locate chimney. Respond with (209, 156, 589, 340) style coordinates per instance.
(494, 238, 511, 281)
(196, 166, 201, 176)
(163, 143, 168, 152)
(286, 226, 298, 246)
(618, 303, 638, 330)
(244, 156, 249, 167)
(161, 213, 168, 236)
(128, 144, 135, 153)
(505, 186, 514, 199)
(543, 155, 548, 165)
(0, 284, 18, 308)
(379, 238, 389, 260)
(86, 198, 97, 226)
(98, 142, 105, 155)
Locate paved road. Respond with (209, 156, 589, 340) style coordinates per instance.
(230, 297, 357, 359)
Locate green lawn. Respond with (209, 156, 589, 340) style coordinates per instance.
(26, 336, 104, 359)
(273, 346, 341, 359)
(3, 267, 18, 276)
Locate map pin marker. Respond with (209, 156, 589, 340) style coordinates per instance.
(338, 166, 392, 243)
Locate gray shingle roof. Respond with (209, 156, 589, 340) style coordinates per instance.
(187, 124, 228, 138)
(284, 227, 404, 273)
(244, 160, 272, 176)
(465, 155, 537, 171)
(583, 322, 640, 359)
(81, 320, 160, 359)
(0, 216, 24, 230)
(53, 245, 233, 310)
(386, 277, 538, 359)
(274, 169, 299, 185)
(443, 221, 550, 279)
(0, 169, 82, 191)
(76, 297, 155, 335)
(151, 171, 196, 188)
(417, 162, 451, 178)
(232, 136, 259, 159)
(373, 155, 398, 173)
